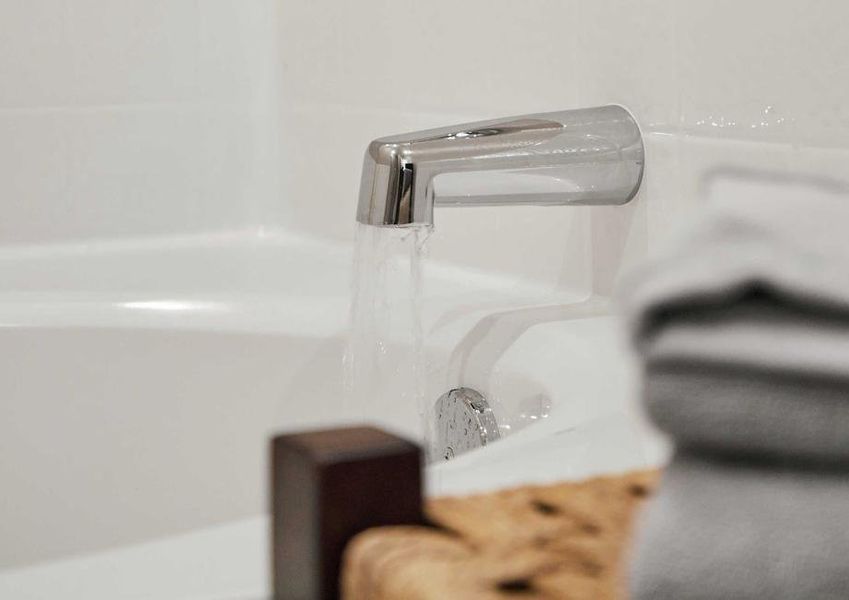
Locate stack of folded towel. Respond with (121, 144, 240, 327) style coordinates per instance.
(620, 175, 849, 599)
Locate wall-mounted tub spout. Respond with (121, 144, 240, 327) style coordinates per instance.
(356, 105, 644, 227)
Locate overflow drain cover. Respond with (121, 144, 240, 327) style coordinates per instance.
(434, 387, 500, 460)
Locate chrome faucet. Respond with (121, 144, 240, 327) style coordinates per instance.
(356, 105, 644, 227)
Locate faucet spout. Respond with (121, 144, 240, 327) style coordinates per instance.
(356, 105, 644, 227)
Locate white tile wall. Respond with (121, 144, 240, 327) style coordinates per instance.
(2, 0, 849, 283)
(0, 0, 282, 244)
(0, 0, 75, 108)
(279, 0, 849, 290)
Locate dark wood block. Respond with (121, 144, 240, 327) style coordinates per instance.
(270, 426, 423, 600)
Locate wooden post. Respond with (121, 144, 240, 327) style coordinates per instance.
(270, 426, 424, 600)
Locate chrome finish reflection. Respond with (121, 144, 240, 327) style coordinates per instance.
(434, 387, 500, 461)
(356, 105, 644, 227)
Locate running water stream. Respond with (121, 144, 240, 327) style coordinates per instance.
(343, 223, 433, 452)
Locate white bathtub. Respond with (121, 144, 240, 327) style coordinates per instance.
(0, 227, 666, 599)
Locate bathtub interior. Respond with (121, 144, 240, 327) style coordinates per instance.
(0, 208, 665, 575)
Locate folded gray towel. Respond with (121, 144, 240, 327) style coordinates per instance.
(646, 300, 849, 379)
(630, 452, 849, 600)
(622, 177, 849, 598)
(640, 300, 849, 462)
(645, 364, 849, 463)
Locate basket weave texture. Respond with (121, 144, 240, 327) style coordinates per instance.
(342, 469, 659, 599)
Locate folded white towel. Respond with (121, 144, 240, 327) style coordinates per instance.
(621, 176, 849, 346)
